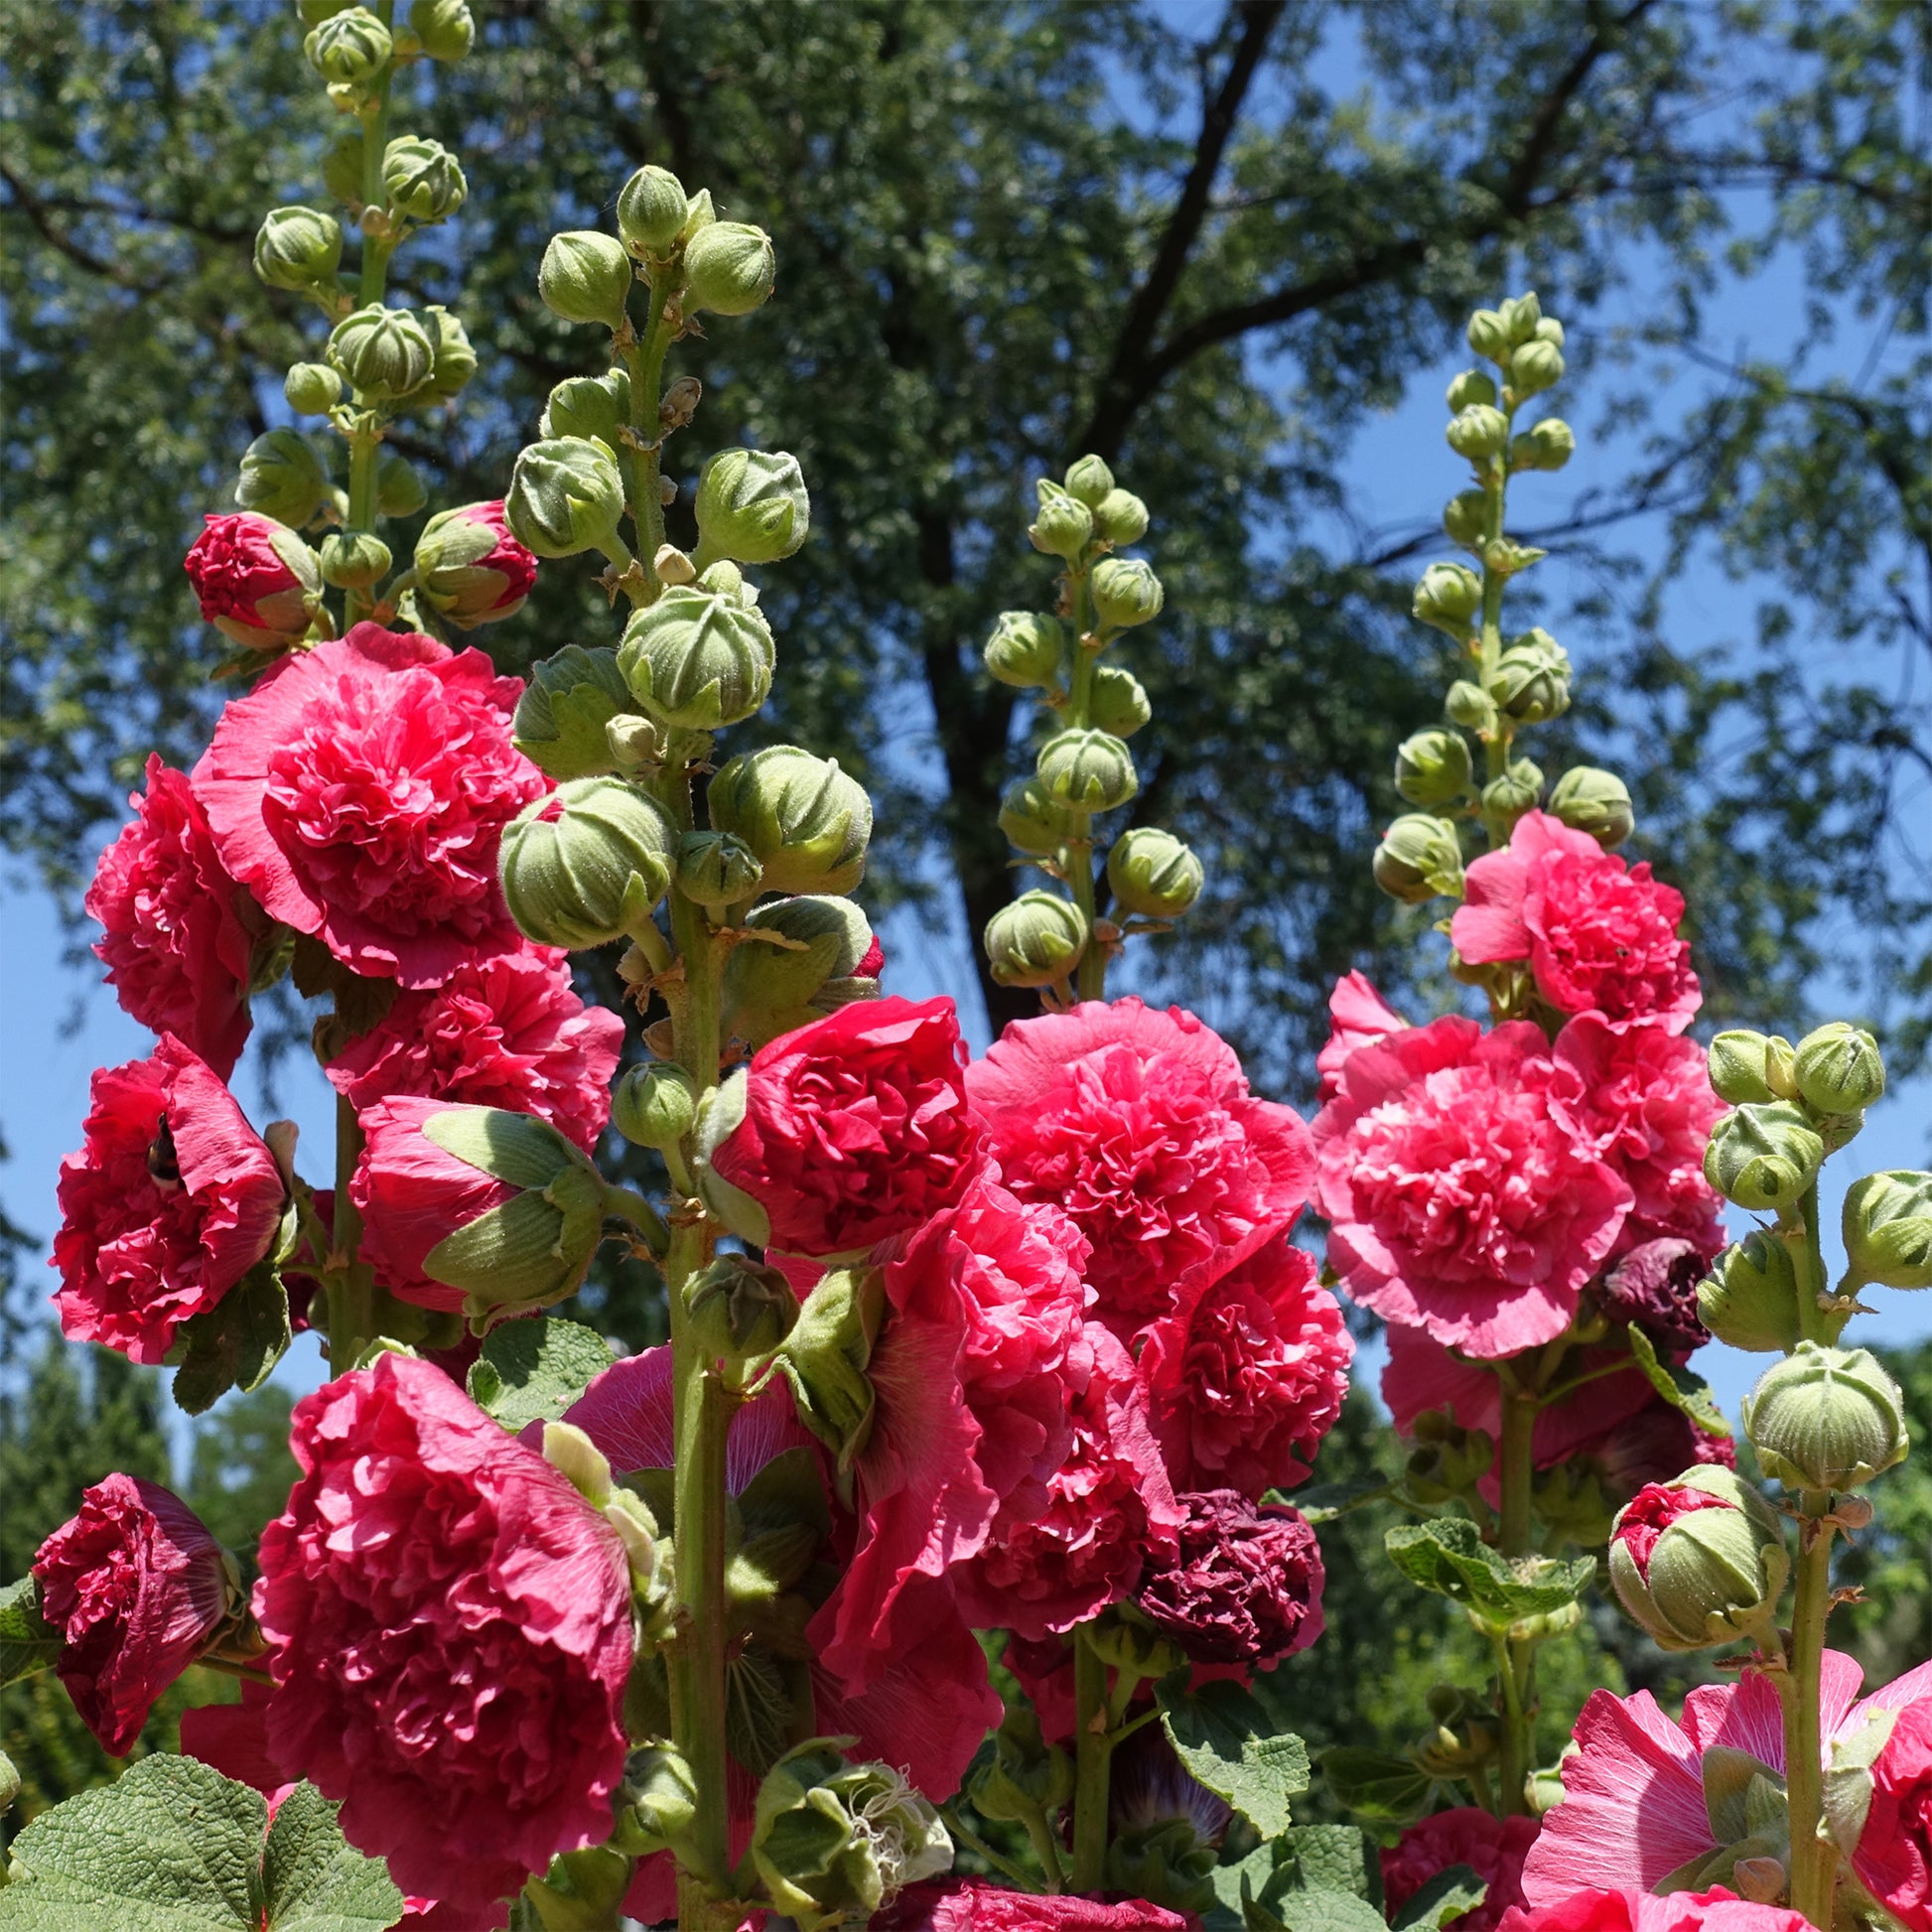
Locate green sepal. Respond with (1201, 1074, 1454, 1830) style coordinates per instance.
(1391, 1865, 1487, 1931)
(426, 1181, 602, 1314)
(422, 1103, 591, 1187)
(1627, 1325, 1732, 1440)
(0, 1576, 60, 1689)
(1317, 1746, 1437, 1826)
(1702, 1745, 1781, 1844)
(1382, 1517, 1595, 1630)
(468, 1314, 616, 1432)
(1824, 1709, 1896, 1856)
(773, 1266, 885, 1496)
(173, 1232, 295, 1418)
(1156, 1675, 1310, 1841)
(520, 1846, 635, 1932)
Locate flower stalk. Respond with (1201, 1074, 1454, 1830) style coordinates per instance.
(1782, 1497, 1839, 1928)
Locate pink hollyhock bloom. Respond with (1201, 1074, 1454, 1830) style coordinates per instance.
(254, 1353, 632, 1917)
(704, 995, 985, 1258)
(1138, 1233, 1351, 1498)
(1135, 1489, 1325, 1667)
(875, 1880, 1196, 1930)
(1451, 811, 1699, 1032)
(194, 623, 549, 988)
(1383, 1808, 1540, 1932)
(1312, 1017, 1631, 1356)
(967, 998, 1314, 1335)
(415, 501, 538, 628)
(183, 511, 318, 648)
(53, 1035, 285, 1363)
(33, 1473, 235, 1756)
(1863, 1700, 1932, 1932)
(1316, 970, 1410, 1100)
(86, 755, 257, 1079)
(1497, 1890, 1809, 1932)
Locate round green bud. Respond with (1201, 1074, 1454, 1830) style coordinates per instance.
(613, 1062, 699, 1153)
(617, 165, 689, 258)
(383, 135, 467, 224)
(1698, 1231, 1805, 1354)
(675, 828, 764, 913)
(1088, 664, 1151, 738)
(986, 892, 1088, 988)
(1465, 309, 1509, 360)
(1511, 418, 1576, 473)
(682, 221, 775, 316)
(694, 448, 810, 564)
(539, 230, 634, 332)
(1090, 556, 1164, 630)
(305, 7, 392, 87)
(299, 0, 354, 24)
(723, 895, 876, 1026)
(253, 205, 343, 293)
(1036, 728, 1137, 812)
(1028, 480, 1093, 561)
(375, 450, 426, 517)
(321, 126, 366, 208)
(614, 1744, 699, 1859)
(234, 428, 329, 527)
(1549, 765, 1633, 848)
(1607, 1467, 1788, 1653)
(513, 645, 633, 780)
(541, 369, 631, 452)
(707, 745, 872, 897)
(414, 306, 477, 405)
(1501, 293, 1544, 344)
(1447, 405, 1510, 460)
(1507, 339, 1565, 397)
(1743, 1341, 1910, 1492)
(411, 0, 475, 62)
(327, 305, 436, 402)
(284, 361, 343, 415)
(1703, 1101, 1824, 1211)
(1064, 454, 1115, 507)
(617, 584, 776, 731)
(505, 436, 626, 559)
(1793, 1022, 1885, 1116)
(1395, 728, 1474, 808)
(998, 776, 1079, 857)
(1413, 561, 1483, 636)
(1481, 759, 1544, 834)
(1374, 814, 1463, 903)
(1708, 1030, 1786, 1106)
(1443, 488, 1488, 548)
(1841, 1169, 1932, 1291)
(319, 530, 391, 590)
(498, 777, 678, 949)
(1092, 487, 1150, 546)
(1445, 679, 1495, 731)
(1489, 628, 1572, 723)
(1446, 369, 1498, 412)
(983, 611, 1064, 690)
(1107, 826, 1202, 919)
(684, 1254, 799, 1364)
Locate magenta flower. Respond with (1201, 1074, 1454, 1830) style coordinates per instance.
(1384, 1808, 1540, 1932)
(874, 1880, 1195, 1929)
(1134, 1488, 1325, 1667)
(1497, 1890, 1810, 1932)
(1862, 1700, 1932, 1932)
(1315, 970, 1409, 1101)
(183, 511, 318, 649)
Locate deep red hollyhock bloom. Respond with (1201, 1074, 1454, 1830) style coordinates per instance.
(1594, 1237, 1713, 1357)
(254, 1353, 633, 1916)
(180, 1681, 296, 1808)
(1862, 1699, 1932, 1932)
(1138, 1233, 1351, 1498)
(1315, 970, 1409, 1101)
(967, 999, 1313, 1336)
(183, 511, 318, 649)
(1383, 1808, 1540, 1932)
(1135, 1489, 1325, 1667)
(1582, 1397, 1735, 1499)
(194, 624, 549, 988)
(1496, 1891, 1808, 1932)
(33, 1473, 235, 1756)
(704, 995, 985, 1258)
(52, 1035, 285, 1363)
(86, 755, 257, 1079)
(875, 1880, 1197, 1929)
(1451, 811, 1699, 1032)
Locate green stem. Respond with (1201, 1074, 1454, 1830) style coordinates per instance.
(1492, 1366, 1539, 1816)
(1063, 564, 1107, 1003)
(617, 277, 675, 604)
(1783, 1498, 1840, 1928)
(1474, 410, 1519, 845)
(943, 1811, 1043, 1893)
(1795, 1183, 1830, 1343)
(1069, 1625, 1113, 1893)
(1014, 1797, 1067, 1894)
(324, 1093, 374, 1367)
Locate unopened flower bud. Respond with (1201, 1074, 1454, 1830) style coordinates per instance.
(1443, 489, 1488, 547)
(235, 428, 329, 527)
(1447, 405, 1510, 461)
(1511, 418, 1576, 473)
(654, 543, 697, 586)
(409, 500, 535, 627)
(1743, 1342, 1910, 1491)
(1698, 1231, 1804, 1354)
(506, 436, 627, 559)
(1108, 827, 1202, 919)
(998, 776, 1079, 857)
(513, 644, 632, 779)
(615, 1746, 699, 1859)
(540, 368, 631, 452)
(305, 7, 391, 88)
(617, 165, 689, 258)
(685, 1253, 799, 1363)
(617, 583, 774, 730)
(694, 447, 810, 564)
(1036, 727, 1137, 812)
(707, 745, 872, 896)
(1481, 759, 1544, 833)
(1489, 628, 1572, 723)
(320, 529, 391, 590)
(1704, 1101, 1824, 1211)
(1092, 487, 1150, 545)
(1445, 679, 1495, 731)
(1395, 728, 1473, 807)
(1466, 309, 1509, 360)
(677, 829, 763, 912)
(1090, 556, 1164, 629)
(1793, 1022, 1886, 1116)
(253, 206, 343, 293)
(1064, 454, 1115, 506)
(383, 135, 467, 224)
(284, 361, 342, 415)
(1708, 1031, 1798, 1106)
(327, 304, 435, 402)
(1373, 814, 1463, 903)
(1089, 664, 1151, 738)
(1607, 1467, 1788, 1652)
(1507, 339, 1565, 397)
(613, 1063, 699, 1153)
(986, 892, 1088, 988)
(682, 221, 775, 316)
(375, 450, 425, 517)
(411, 0, 474, 62)
(722, 894, 876, 1031)
(1447, 369, 1498, 411)
(322, 125, 365, 208)
(658, 374, 703, 431)
(983, 611, 1064, 689)
(1841, 1169, 1932, 1291)
(184, 512, 323, 649)
(1413, 561, 1483, 636)
(1028, 479, 1093, 560)
(1549, 765, 1633, 847)
(1500, 293, 1544, 344)
(539, 230, 633, 332)
(499, 778, 678, 948)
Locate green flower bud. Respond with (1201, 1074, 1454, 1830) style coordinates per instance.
(1698, 1231, 1805, 1354)
(617, 165, 689, 258)
(1489, 627, 1572, 723)
(411, 0, 475, 62)
(1395, 728, 1474, 807)
(539, 230, 633, 332)
(1090, 556, 1164, 630)
(1549, 765, 1633, 848)
(383, 135, 467, 224)
(1704, 1102, 1824, 1211)
(415, 306, 477, 404)
(375, 450, 425, 518)
(1841, 1170, 1932, 1291)
(998, 776, 1079, 857)
(1511, 418, 1576, 473)
(983, 611, 1064, 690)
(540, 368, 631, 453)
(723, 895, 876, 1034)
(676, 189, 717, 242)
(614, 1745, 699, 1859)
(1507, 338, 1565, 397)
(1708, 1031, 1783, 1106)
(677, 829, 763, 912)
(1743, 1342, 1910, 1491)
(1028, 479, 1093, 561)
(1501, 293, 1544, 344)
(986, 892, 1088, 988)
(1447, 405, 1510, 461)
(327, 305, 436, 402)
(685, 1253, 799, 1363)
(283, 361, 343, 415)
(617, 584, 775, 730)
(1089, 664, 1151, 738)
(512, 646, 633, 780)
(1445, 679, 1495, 731)
(235, 428, 329, 527)
(707, 745, 873, 896)
(1466, 309, 1509, 360)
(1107, 826, 1202, 919)
(320, 529, 391, 590)
(1036, 727, 1137, 812)
(322, 126, 366, 208)
(694, 447, 810, 564)
(1607, 1467, 1788, 1653)
(1374, 814, 1463, 903)
(506, 436, 626, 559)
(1793, 1022, 1886, 1116)
(613, 1063, 699, 1153)
(682, 221, 776, 316)
(1447, 369, 1498, 411)
(1481, 759, 1544, 834)
(253, 206, 343, 293)
(299, 0, 354, 25)
(305, 7, 391, 88)
(1092, 487, 1150, 545)
(498, 777, 678, 949)
(1443, 488, 1488, 548)
(1413, 561, 1483, 636)
(1064, 453, 1115, 506)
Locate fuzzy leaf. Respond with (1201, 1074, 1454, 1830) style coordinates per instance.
(1283, 1825, 1383, 1908)
(1392, 1865, 1487, 1931)
(1383, 1517, 1594, 1628)
(0, 1575, 60, 1688)
(1627, 1326, 1731, 1439)
(1278, 1884, 1390, 1932)
(258, 1781, 407, 1932)
(468, 1314, 616, 1433)
(172, 1256, 292, 1418)
(1159, 1678, 1310, 1840)
(1319, 1747, 1436, 1826)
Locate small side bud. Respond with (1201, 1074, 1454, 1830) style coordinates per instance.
(617, 583, 776, 730)
(1443, 489, 1488, 548)
(1698, 1232, 1804, 1355)
(1028, 479, 1093, 561)
(1511, 418, 1576, 473)
(722, 895, 876, 1035)
(1088, 664, 1151, 738)
(1373, 814, 1463, 903)
(682, 222, 776, 316)
(1488, 627, 1572, 723)
(414, 501, 537, 628)
(327, 304, 436, 402)
(612, 1063, 699, 1154)
(986, 892, 1089, 988)
(512, 644, 633, 779)
(284, 361, 343, 415)
(1089, 557, 1164, 630)
(684, 1253, 799, 1363)
(1549, 765, 1633, 847)
(320, 530, 392, 590)
(1446, 405, 1510, 461)
(707, 745, 873, 896)
(1507, 339, 1565, 398)
(617, 165, 689, 258)
(505, 436, 627, 559)
(1607, 1467, 1788, 1652)
(983, 611, 1065, 690)
(1446, 369, 1497, 411)
(1465, 309, 1509, 361)
(1445, 680, 1496, 732)
(1792, 1022, 1886, 1116)
(418, 306, 478, 405)
(676, 829, 763, 914)
(1743, 1342, 1910, 1492)
(382, 135, 467, 225)
(1064, 454, 1115, 506)
(375, 450, 426, 518)
(539, 230, 634, 332)
(541, 368, 631, 452)
(411, 0, 475, 62)
(1395, 728, 1473, 808)
(694, 447, 810, 564)
(253, 206, 343, 294)
(1841, 1170, 1932, 1291)
(1107, 827, 1202, 919)
(1091, 487, 1150, 545)
(1703, 1101, 1824, 1211)
(1480, 759, 1544, 834)
(1413, 562, 1483, 637)
(235, 428, 329, 528)
(998, 776, 1079, 857)
(498, 778, 679, 949)
(1036, 728, 1138, 812)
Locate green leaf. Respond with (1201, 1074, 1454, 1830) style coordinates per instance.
(1627, 1325, 1732, 1439)
(1279, 1476, 1392, 1525)
(1319, 1747, 1436, 1827)
(1282, 1825, 1382, 1908)
(1383, 1517, 1595, 1629)
(258, 1781, 407, 1932)
(173, 1257, 293, 1418)
(1158, 1678, 1310, 1840)
(1392, 1864, 1487, 1932)
(1213, 1844, 1283, 1920)
(0, 1574, 60, 1688)
(468, 1313, 616, 1432)
(1277, 1884, 1390, 1932)
(1823, 1709, 1895, 1857)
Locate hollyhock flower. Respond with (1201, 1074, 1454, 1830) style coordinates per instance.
(1451, 811, 1699, 1032)
(194, 623, 549, 988)
(874, 1880, 1195, 1930)
(1862, 1700, 1932, 1932)
(701, 995, 985, 1258)
(1138, 1233, 1351, 1498)
(86, 756, 257, 1079)
(1316, 970, 1410, 1100)
(53, 1035, 285, 1363)
(254, 1353, 633, 1916)
(967, 999, 1313, 1334)
(32, 1474, 236, 1756)
(183, 511, 320, 649)
(1496, 1890, 1809, 1932)
(414, 500, 538, 627)
(1594, 1238, 1712, 1357)
(1313, 1017, 1630, 1356)
(1135, 1489, 1324, 1667)
(181, 1682, 297, 1810)
(1383, 1809, 1539, 1932)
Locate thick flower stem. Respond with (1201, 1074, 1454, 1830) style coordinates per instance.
(1473, 410, 1518, 845)
(344, 3, 397, 628)
(1069, 1623, 1113, 1893)
(1493, 1371, 1539, 1814)
(1062, 564, 1108, 1005)
(618, 277, 675, 605)
(1794, 1181, 1830, 1344)
(1783, 1498, 1840, 1929)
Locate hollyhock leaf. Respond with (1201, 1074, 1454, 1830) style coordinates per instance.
(469, 1315, 616, 1432)
(724, 1647, 801, 1778)
(172, 1252, 293, 1417)
(0, 1575, 59, 1687)
(1383, 1518, 1594, 1627)
(1283, 1825, 1383, 1906)
(1278, 1884, 1391, 1932)
(1288, 1476, 1393, 1524)
(1626, 1326, 1731, 1439)
(1390, 1865, 1487, 1932)
(258, 1781, 409, 1931)
(1318, 1748, 1436, 1826)
(1159, 1677, 1311, 1839)
(1216, 1843, 1289, 1920)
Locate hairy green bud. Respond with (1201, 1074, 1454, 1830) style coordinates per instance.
(541, 368, 630, 451)
(1549, 765, 1633, 848)
(617, 165, 690, 258)
(1446, 404, 1510, 461)
(986, 892, 1089, 988)
(1743, 1342, 1910, 1492)
(505, 436, 627, 559)
(383, 135, 467, 224)
(676, 829, 764, 913)
(1481, 759, 1544, 834)
(539, 230, 633, 332)
(1793, 1022, 1886, 1116)
(1446, 369, 1498, 411)
(305, 7, 391, 88)
(1443, 488, 1488, 548)
(1704, 1101, 1824, 1212)
(1698, 1231, 1805, 1355)
(685, 1253, 799, 1363)
(253, 206, 343, 293)
(327, 304, 435, 402)
(1465, 309, 1509, 361)
(1395, 728, 1473, 808)
(1445, 679, 1495, 732)
(695, 447, 810, 564)
(321, 126, 366, 208)
(513, 645, 633, 780)
(1501, 293, 1544, 344)
(1091, 487, 1150, 545)
(1028, 479, 1093, 561)
(1090, 556, 1164, 630)
(1489, 627, 1572, 723)
(998, 776, 1079, 857)
(618, 583, 775, 730)
(1064, 453, 1115, 506)
(1413, 561, 1483, 636)
(411, 0, 475, 62)
(1108, 827, 1202, 919)
(1036, 728, 1137, 812)
(375, 450, 425, 517)
(707, 745, 872, 896)
(682, 221, 776, 316)
(613, 1063, 699, 1154)
(1708, 1031, 1799, 1107)
(723, 895, 876, 1034)
(1088, 664, 1151, 738)
(320, 530, 391, 590)
(983, 611, 1064, 690)
(1374, 814, 1463, 903)
(1511, 418, 1576, 473)
(283, 361, 343, 416)
(411, 501, 530, 627)
(235, 428, 329, 527)
(415, 306, 477, 404)
(1507, 338, 1565, 397)
(1841, 1169, 1932, 1291)
(498, 778, 678, 949)
(1607, 1467, 1788, 1653)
